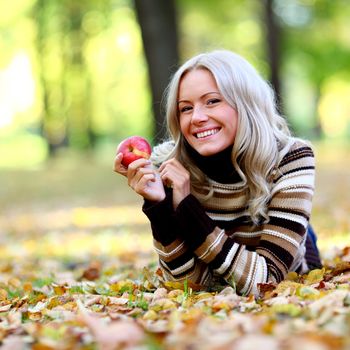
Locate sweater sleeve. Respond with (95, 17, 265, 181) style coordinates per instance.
(142, 189, 211, 285)
(142, 188, 177, 246)
(174, 144, 315, 296)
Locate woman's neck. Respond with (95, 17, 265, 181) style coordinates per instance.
(184, 141, 241, 184)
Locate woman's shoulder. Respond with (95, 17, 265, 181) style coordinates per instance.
(276, 138, 315, 174)
(288, 138, 314, 152)
(282, 138, 314, 161)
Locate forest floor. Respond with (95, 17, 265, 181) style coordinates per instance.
(0, 141, 349, 349)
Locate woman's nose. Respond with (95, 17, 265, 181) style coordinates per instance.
(191, 106, 209, 124)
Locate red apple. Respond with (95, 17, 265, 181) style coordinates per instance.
(116, 136, 152, 167)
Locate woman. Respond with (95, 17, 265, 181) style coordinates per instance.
(114, 50, 322, 296)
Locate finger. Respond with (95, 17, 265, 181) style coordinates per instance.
(159, 158, 187, 175)
(160, 166, 190, 190)
(127, 158, 152, 176)
(132, 168, 156, 184)
(126, 159, 151, 180)
(158, 158, 176, 172)
(130, 172, 157, 194)
(135, 174, 157, 190)
(113, 153, 128, 176)
(159, 164, 183, 181)
(160, 170, 177, 188)
(129, 167, 156, 188)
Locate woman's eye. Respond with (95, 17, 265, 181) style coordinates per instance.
(180, 106, 192, 113)
(207, 98, 220, 105)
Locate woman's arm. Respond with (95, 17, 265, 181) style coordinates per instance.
(142, 189, 211, 286)
(114, 153, 209, 285)
(174, 144, 315, 296)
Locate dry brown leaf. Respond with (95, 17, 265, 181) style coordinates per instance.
(324, 261, 350, 280)
(76, 299, 145, 350)
(152, 287, 168, 301)
(81, 261, 101, 281)
(258, 282, 276, 299)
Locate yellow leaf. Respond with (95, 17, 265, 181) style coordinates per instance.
(167, 289, 184, 299)
(23, 282, 33, 293)
(262, 319, 276, 334)
(8, 277, 21, 289)
(275, 281, 303, 295)
(110, 280, 135, 293)
(193, 292, 214, 302)
(143, 310, 158, 321)
(285, 271, 299, 281)
(296, 286, 320, 299)
(0, 288, 8, 301)
(32, 343, 56, 350)
(180, 308, 204, 323)
(63, 301, 76, 311)
(46, 297, 61, 309)
(53, 284, 67, 296)
(150, 298, 177, 311)
(270, 303, 302, 317)
(305, 268, 325, 285)
(29, 312, 42, 321)
(164, 281, 185, 290)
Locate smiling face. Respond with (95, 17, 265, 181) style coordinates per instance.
(178, 68, 238, 156)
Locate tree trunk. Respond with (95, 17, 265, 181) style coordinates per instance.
(34, 0, 68, 156)
(133, 0, 179, 144)
(264, 0, 283, 113)
(64, 2, 95, 150)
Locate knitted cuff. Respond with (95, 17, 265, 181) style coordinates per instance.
(175, 194, 216, 250)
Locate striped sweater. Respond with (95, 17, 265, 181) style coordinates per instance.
(143, 140, 316, 296)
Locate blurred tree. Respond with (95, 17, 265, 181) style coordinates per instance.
(263, 0, 282, 113)
(276, 0, 350, 137)
(34, 0, 102, 155)
(35, 0, 68, 154)
(1, 0, 350, 167)
(62, 0, 96, 150)
(133, 0, 179, 144)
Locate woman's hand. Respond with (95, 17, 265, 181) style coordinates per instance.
(113, 153, 128, 177)
(114, 153, 166, 202)
(159, 158, 191, 209)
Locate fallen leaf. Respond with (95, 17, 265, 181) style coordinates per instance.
(76, 299, 145, 349)
(304, 268, 325, 285)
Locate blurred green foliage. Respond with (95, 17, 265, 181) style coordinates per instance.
(0, 0, 349, 168)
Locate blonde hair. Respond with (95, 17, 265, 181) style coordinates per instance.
(152, 50, 295, 225)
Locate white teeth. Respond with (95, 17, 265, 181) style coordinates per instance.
(196, 129, 219, 139)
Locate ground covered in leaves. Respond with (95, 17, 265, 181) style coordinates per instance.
(0, 142, 350, 349)
(1, 244, 350, 350)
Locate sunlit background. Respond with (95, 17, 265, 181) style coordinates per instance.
(0, 0, 349, 255)
(0, 0, 349, 168)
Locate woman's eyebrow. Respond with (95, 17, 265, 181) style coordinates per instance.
(178, 91, 220, 104)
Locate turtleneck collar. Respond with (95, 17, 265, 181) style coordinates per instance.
(184, 140, 241, 184)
